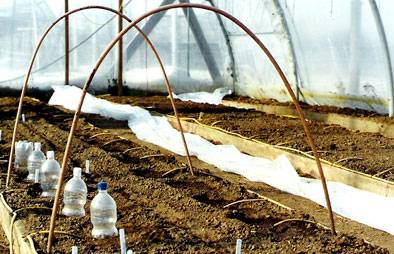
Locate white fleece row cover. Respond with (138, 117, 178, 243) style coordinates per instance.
(49, 85, 394, 236)
(172, 87, 233, 105)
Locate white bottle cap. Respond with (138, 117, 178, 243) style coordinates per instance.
(73, 167, 82, 177)
(34, 142, 41, 150)
(47, 151, 55, 159)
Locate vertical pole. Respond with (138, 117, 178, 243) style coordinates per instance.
(65, 0, 69, 86)
(118, 0, 124, 96)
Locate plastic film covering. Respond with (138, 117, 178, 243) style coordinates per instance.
(1, 0, 394, 114)
(280, 0, 392, 113)
(0, 0, 120, 90)
(0, 0, 233, 93)
(214, 0, 297, 102)
(122, 0, 233, 93)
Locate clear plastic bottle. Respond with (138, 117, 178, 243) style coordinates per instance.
(15, 140, 33, 173)
(62, 167, 87, 217)
(90, 181, 118, 238)
(40, 151, 60, 197)
(27, 142, 45, 181)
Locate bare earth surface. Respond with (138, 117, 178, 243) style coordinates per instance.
(104, 95, 394, 181)
(0, 96, 391, 253)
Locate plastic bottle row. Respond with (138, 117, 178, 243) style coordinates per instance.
(15, 140, 118, 238)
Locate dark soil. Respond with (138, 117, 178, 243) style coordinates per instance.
(228, 96, 383, 117)
(102, 95, 394, 181)
(0, 97, 389, 253)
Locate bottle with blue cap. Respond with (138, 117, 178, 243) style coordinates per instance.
(62, 167, 87, 217)
(27, 142, 46, 181)
(90, 180, 118, 238)
(40, 151, 60, 197)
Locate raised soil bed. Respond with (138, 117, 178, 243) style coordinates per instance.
(0, 97, 391, 253)
(102, 95, 394, 181)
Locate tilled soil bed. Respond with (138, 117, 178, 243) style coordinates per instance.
(102, 95, 394, 181)
(0, 97, 390, 253)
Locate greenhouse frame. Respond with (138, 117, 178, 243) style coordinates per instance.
(0, 0, 394, 253)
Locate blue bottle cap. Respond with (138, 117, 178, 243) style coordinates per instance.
(97, 181, 108, 191)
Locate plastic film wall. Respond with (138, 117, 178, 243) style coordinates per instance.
(213, 0, 394, 114)
(1, 0, 394, 114)
(280, 0, 394, 114)
(0, 0, 233, 93)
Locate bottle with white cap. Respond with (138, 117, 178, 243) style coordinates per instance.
(90, 180, 118, 238)
(62, 167, 87, 217)
(15, 140, 33, 173)
(40, 151, 60, 197)
(27, 142, 45, 181)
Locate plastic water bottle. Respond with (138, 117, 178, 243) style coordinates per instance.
(15, 140, 33, 173)
(40, 151, 60, 197)
(91, 181, 118, 238)
(27, 142, 45, 181)
(62, 167, 87, 217)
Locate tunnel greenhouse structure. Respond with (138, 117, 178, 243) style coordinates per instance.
(1, 0, 394, 253)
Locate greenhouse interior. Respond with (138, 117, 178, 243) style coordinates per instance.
(0, 0, 394, 253)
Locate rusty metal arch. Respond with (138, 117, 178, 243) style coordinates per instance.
(6, 5, 194, 189)
(46, 3, 336, 252)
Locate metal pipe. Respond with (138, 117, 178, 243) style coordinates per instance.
(46, 7, 335, 253)
(7, 6, 194, 192)
(368, 0, 394, 116)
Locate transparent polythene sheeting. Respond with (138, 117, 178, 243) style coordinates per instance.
(49, 85, 394, 236)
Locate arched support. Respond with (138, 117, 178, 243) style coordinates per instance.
(368, 0, 394, 116)
(6, 6, 194, 192)
(47, 3, 336, 252)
